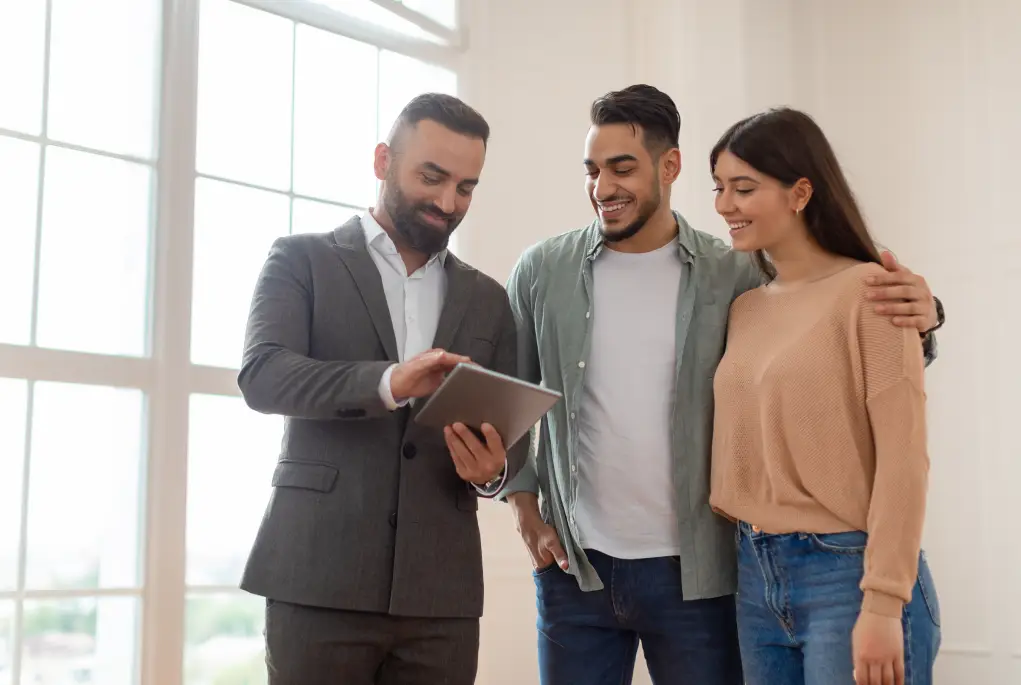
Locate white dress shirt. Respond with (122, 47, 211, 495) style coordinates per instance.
(360, 210, 448, 409)
(361, 211, 505, 494)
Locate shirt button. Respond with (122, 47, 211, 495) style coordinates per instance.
(570, 412, 576, 419)
(577, 361, 585, 369)
(570, 465, 577, 473)
(585, 311, 591, 319)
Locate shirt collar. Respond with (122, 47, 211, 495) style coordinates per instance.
(362, 209, 448, 266)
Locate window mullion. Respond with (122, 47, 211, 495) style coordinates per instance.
(139, 0, 201, 683)
(28, 0, 53, 349)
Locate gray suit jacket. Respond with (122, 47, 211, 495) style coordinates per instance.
(237, 217, 527, 619)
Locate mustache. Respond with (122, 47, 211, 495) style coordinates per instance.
(416, 204, 456, 223)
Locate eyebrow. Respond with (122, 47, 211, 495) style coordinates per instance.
(422, 161, 478, 186)
(583, 154, 639, 166)
(725, 175, 760, 184)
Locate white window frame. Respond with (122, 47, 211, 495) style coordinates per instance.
(0, 0, 465, 683)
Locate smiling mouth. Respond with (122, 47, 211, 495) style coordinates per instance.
(728, 220, 751, 232)
(597, 200, 631, 219)
(419, 210, 450, 228)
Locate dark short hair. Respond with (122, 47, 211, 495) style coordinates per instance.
(710, 107, 881, 280)
(388, 92, 490, 148)
(589, 84, 681, 156)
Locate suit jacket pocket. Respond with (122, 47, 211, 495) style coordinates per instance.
(468, 337, 496, 368)
(271, 460, 339, 493)
(456, 486, 479, 512)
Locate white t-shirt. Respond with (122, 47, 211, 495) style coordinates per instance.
(574, 240, 684, 559)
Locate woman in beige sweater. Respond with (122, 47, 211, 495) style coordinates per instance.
(708, 108, 941, 685)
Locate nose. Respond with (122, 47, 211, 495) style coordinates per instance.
(435, 184, 457, 215)
(715, 189, 735, 216)
(593, 173, 615, 201)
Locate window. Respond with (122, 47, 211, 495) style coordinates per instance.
(191, 0, 458, 370)
(0, 0, 462, 683)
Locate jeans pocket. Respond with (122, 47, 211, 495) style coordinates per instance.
(917, 551, 941, 627)
(532, 562, 559, 578)
(808, 530, 868, 554)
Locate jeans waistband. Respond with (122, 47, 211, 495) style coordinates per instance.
(737, 521, 765, 537)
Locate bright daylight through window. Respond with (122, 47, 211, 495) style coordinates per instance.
(0, 0, 460, 683)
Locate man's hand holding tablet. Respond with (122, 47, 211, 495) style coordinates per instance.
(444, 422, 506, 485)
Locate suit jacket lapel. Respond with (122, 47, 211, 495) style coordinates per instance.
(331, 217, 400, 362)
(431, 255, 477, 352)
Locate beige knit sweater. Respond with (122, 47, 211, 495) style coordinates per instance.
(710, 261, 929, 618)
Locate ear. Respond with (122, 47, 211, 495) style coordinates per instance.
(661, 148, 682, 185)
(790, 177, 813, 213)
(373, 142, 390, 182)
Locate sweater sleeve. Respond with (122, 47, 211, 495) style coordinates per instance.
(855, 279, 930, 617)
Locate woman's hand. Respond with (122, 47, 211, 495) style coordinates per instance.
(852, 611, 905, 685)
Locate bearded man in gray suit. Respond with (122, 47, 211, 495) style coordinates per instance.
(237, 93, 527, 685)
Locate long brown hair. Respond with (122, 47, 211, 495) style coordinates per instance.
(709, 107, 881, 279)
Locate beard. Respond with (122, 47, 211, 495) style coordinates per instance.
(381, 178, 461, 256)
(598, 184, 662, 244)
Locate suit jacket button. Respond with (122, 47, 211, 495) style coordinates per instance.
(389, 512, 397, 528)
(402, 442, 417, 459)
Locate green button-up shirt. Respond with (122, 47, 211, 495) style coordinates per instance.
(501, 211, 936, 599)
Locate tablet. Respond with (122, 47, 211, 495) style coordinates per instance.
(413, 363, 562, 448)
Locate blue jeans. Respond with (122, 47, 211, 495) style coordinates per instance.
(534, 548, 743, 685)
(735, 523, 942, 684)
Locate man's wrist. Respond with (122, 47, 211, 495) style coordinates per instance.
(378, 364, 408, 410)
(472, 459, 507, 497)
(507, 491, 541, 521)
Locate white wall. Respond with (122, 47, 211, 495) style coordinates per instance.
(459, 1, 1020, 683)
(791, 2, 1021, 682)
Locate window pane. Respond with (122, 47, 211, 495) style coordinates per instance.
(0, 137, 40, 346)
(0, 601, 12, 685)
(315, 0, 444, 43)
(187, 395, 283, 586)
(36, 148, 152, 357)
(184, 593, 266, 685)
(0, 1, 46, 135)
(191, 179, 290, 369)
(20, 597, 138, 685)
(0, 380, 27, 593)
(292, 25, 378, 207)
(377, 51, 457, 140)
(401, 0, 457, 29)
(292, 198, 359, 235)
(25, 383, 143, 591)
(196, 0, 293, 190)
(47, 0, 161, 158)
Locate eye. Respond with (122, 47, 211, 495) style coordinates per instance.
(457, 186, 473, 197)
(585, 169, 599, 178)
(736, 188, 754, 195)
(614, 168, 635, 176)
(712, 186, 723, 194)
(422, 174, 442, 185)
